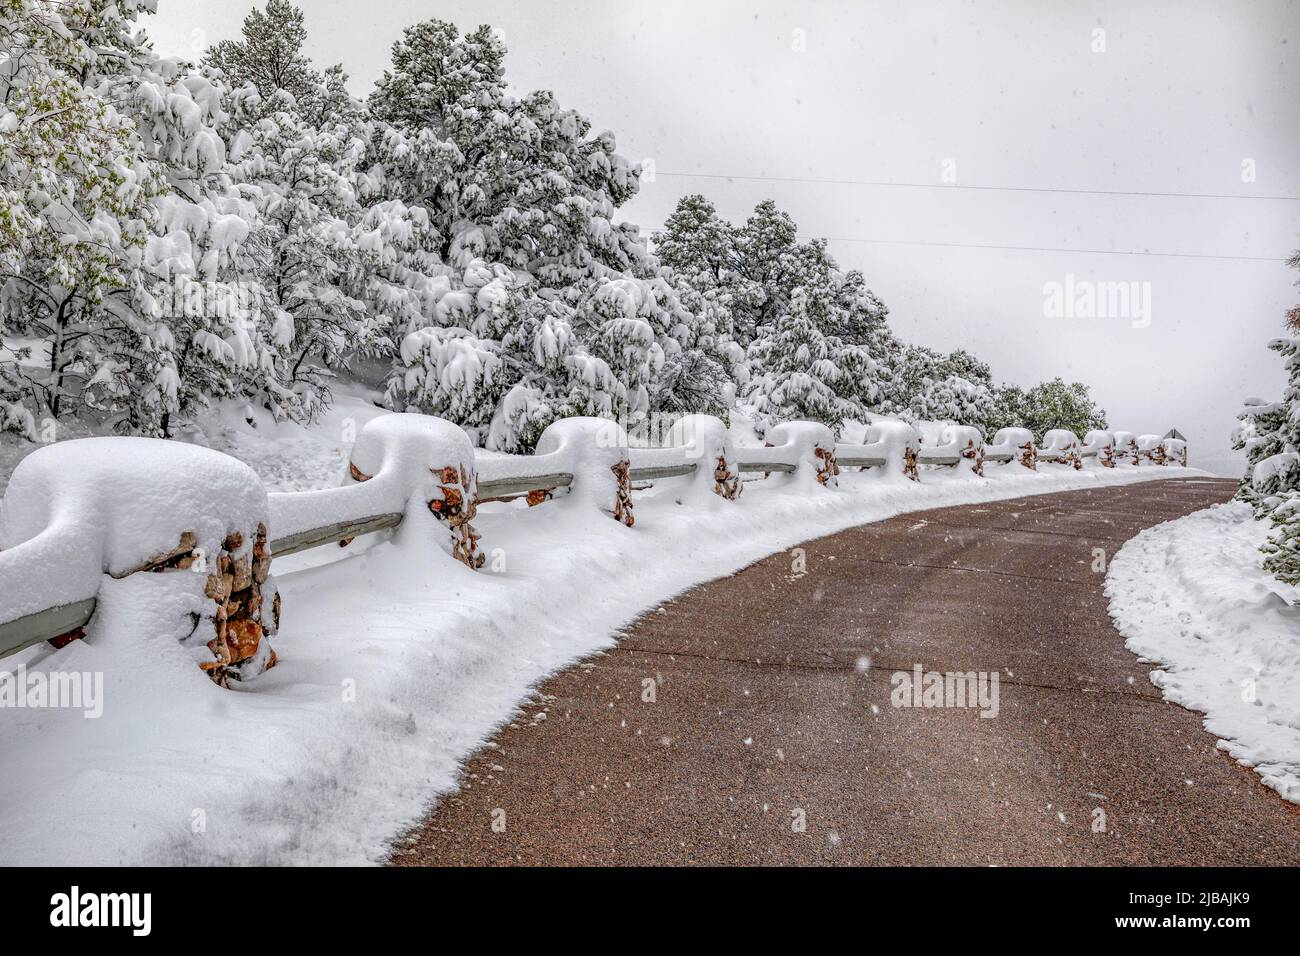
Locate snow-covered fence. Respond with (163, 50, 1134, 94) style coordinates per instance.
(269, 413, 484, 567)
(0, 413, 1189, 668)
(838, 419, 919, 474)
(0, 438, 279, 685)
(1081, 430, 1115, 467)
(1112, 430, 1139, 463)
(735, 422, 840, 488)
(986, 427, 1037, 469)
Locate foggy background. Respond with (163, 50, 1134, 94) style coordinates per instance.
(147, 0, 1300, 476)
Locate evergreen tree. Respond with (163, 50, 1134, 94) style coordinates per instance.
(1017, 378, 1106, 441)
(203, 0, 321, 103)
(0, 0, 160, 434)
(654, 194, 732, 293)
(658, 195, 891, 430)
(1233, 395, 1288, 511)
(1255, 253, 1300, 584)
(980, 383, 1029, 437)
(936, 348, 992, 388)
(373, 18, 728, 450)
(747, 285, 846, 433)
(909, 374, 993, 429)
(223, 87, 382, 422)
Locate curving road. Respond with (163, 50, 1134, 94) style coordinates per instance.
(391, 476, 1300, 866)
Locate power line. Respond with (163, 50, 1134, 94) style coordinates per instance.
(804, 236, 1285, 262)
(636, 225, 1284, 263)
(655, 170, 1300, 203)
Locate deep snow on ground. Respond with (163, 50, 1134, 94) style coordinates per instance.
(0, 384, 389, 497)
(1106, 501, 1300, 804)
(0, 404, 1206, 865)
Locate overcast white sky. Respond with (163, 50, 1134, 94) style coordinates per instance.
(146, 0, 1300, 475)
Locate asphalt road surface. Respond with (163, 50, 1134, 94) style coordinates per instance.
(392, 476, 1300, 866)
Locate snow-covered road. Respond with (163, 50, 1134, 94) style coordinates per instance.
(392, 476, 1300, 865)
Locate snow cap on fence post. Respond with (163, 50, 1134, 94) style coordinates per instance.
(666, 414, 740, 501)
(536, 417, 634, 525)
(1137, 434, 1166, 465)
(765, 421, 839, 488)
(346, 412, 483, 568)
(1041, 429, 1083, 469)
(1111, 430, 1138, 463)
(1162, 437, 1188, 466)
(0, 438, 277, 686)
(940, 424, 985, 476)
(990, 427, 1036, 470)
(862, 418, 921, 480)
(1082, 429, 1116, 467)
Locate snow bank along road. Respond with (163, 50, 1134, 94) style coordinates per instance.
(392, 477, 1300, 866)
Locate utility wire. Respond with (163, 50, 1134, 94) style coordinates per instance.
(802, 236, 1284, 262)
(635, 226, 1285, 262)
(655, 170, 1300, 203)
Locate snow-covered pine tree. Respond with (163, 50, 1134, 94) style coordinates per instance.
(202, 1, 387, 422)
(659, 196, 892, 430)
(112, 35, 274, 436)
(905, 347, 995, 431)
(225, 90, 383, 422)
(1233, 395, 1288, 511)
(908, 374, 992, 429)
(936, 348, 993, 389)
(0, 0, 287, 439)
(727, 200, 800, 346)
(649, 196, 746, 416)
(368, 19, 640, 279)
(203, 0, 369, 139)
(370, 18, 728, 450)
(1256, 255, 1300, 584)
(980, 383, 1029, 437)
(654, 194, 734, 295)
(826, 265, 891, 418)
(746, 278, 853, 435)
(1017, 378, 1106, 442)
(654, 275, 742, 418)
(203, 0, 320, 103)
(878, 344, 938, 417)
